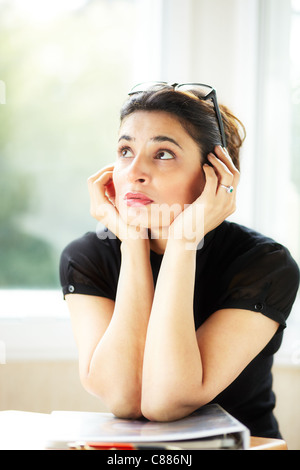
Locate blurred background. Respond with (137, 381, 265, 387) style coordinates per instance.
(0, 0, 299, 449)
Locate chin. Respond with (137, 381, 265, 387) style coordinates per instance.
(118, 200, 182, 232)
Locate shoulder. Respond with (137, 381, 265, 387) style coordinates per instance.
(214, 221, 299, 273)
(211, 221, 299, 329)
(59, 229, 121, 299)
(60, 229, 121, 265)
(214, 221, 277, 249)
(61, 231, 97, 257)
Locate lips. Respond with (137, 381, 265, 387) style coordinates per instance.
(124, 192, 154, 207)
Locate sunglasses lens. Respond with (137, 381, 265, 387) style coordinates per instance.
(176, 84, 212, 98)
(129, 82, 213, 99)
(129, 82, 169, 95)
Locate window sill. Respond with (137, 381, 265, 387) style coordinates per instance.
(0, 290, 77, 362)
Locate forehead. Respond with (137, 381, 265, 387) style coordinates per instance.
(119, 110, 191, 140)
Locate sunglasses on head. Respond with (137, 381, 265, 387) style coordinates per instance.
(128, 81, 227, 148)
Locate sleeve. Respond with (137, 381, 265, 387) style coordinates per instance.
(216, 242, 300, 332)
(59, 233, 118, 300)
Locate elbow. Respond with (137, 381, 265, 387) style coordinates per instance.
(141, 400, 202, 423)
(141, 403, 178, 422)
(141, 389, 211, 422)
(80, 374, 143, 420)
(109, 403, 143, 420)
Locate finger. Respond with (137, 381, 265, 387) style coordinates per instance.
(88, 164, 114, 195)
(207, 153, 233, 185)
(87, 163, 115, 184)
(214, 146, 240, 184)
(201, 164, 219, 197)
(94, 170, 114, 187)
(206, 154, 237, 201)
(96, 170, 116, 202)
(214, 146, 235, 166)
(89, 185, 116, 224)
(89, 171, 114, 209)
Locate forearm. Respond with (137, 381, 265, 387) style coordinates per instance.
(142, 241, 204, 421)
(86, 239, 154, 418)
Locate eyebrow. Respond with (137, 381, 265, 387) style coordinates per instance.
(118, 134, 182, 149)
(118, 134, 133, 142)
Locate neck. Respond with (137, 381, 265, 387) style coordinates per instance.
(148, 227, 169, 254)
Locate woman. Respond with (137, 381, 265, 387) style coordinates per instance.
(60, 82, 299, 438)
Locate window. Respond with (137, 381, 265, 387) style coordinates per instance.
(291, 0, 300, 261)
(0, 0, 138, 291)
(0, 0, 299, 363)
(285, 0, 300, 364)
(0, 0, 161, 359)
(252, 0, 300, 364)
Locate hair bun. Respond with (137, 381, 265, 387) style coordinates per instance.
(220, 104, 246, 171)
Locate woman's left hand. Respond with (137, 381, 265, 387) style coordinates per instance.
(168, 146, 240, 249)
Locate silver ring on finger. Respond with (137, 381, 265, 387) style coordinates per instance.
(220, 184, 234, 194)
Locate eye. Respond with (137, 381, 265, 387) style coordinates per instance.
(119, 147, 134, 158)
(156, 150, 175, 160)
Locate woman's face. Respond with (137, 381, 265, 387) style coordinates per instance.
(113, 110, 204, 233)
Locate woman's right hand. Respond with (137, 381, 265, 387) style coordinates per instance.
(88, 164, 123, 240)
(87, 164, 149, 242)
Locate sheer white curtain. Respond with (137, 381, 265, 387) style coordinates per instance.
(155, 0, 300, 362)
(139, 0, 260, 228)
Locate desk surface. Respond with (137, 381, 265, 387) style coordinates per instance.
(250, 436, 288, 450)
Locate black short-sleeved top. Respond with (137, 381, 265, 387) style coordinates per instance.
(59, 221, 300, 438)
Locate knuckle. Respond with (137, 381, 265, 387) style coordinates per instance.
(233, 168, 240, 179)
(87, 174, 96, 184)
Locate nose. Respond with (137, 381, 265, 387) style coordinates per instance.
(127, 153, 151, 185)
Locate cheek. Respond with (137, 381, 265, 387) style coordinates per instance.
(189, 169, 205, 200)
(166, 170, 204, 206)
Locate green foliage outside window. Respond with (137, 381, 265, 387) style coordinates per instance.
(0, 0, 135, 288)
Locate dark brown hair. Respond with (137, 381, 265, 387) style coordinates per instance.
(120, 88, 246, 171)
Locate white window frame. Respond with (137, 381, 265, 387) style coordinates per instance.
(252, 0, 300, 365)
